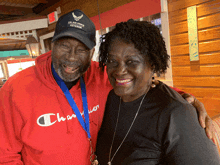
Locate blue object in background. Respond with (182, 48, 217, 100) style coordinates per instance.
(0, 50, 29, 57)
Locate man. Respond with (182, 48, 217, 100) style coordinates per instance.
(0, 9, 213, 165)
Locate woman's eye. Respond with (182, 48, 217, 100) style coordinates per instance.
(127, 60, 135, 64)
(107, 59, 115, 63)
(107, 59, 118, 66)
(127, 60, 139, 66)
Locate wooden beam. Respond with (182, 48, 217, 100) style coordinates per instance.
(33, 0, 61, 14)
(0, 18, 48, 34)
(0, 0, 48, 5)
(0, 5, 33, 16)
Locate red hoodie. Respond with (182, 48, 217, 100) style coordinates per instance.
(0, 51, 112, 165)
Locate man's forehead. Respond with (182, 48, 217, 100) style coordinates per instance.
(55, 37, 89, 47)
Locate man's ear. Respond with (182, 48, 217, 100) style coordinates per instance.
(90, 48, 95, 60)
(51, 42, 54, 50)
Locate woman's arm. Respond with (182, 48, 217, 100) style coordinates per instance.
(163, 103, 220, 164)
(151, 80, 214, 140)
(181, 93, 214, 139)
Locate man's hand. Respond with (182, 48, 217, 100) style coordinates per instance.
(181, 93, 214, 141)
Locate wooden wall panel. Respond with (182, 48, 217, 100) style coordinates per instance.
(197, 0, 220, 16)
(170, 12, 220, 35)
(168, 0, 220, 117)
(170, 33, 188, 45)
(199, 40, 220, 53)
(198, 98, 220, 117)
(169, 21, 188, 35)
(169, 0, 220, 24)
(173, 77, 220, 87)
(199, 26, 220, 41)
(170, 26, 220, 46)
(168, 0, 212, 12)
(180, 87, 220, 98)
(172, 52, 220, 66)
(172, 65, 220, 76)
(171, 39, 220, 55)
(198, 12, 220, 29)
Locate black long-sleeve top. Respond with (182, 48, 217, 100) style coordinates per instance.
(96, 81, 220, 165)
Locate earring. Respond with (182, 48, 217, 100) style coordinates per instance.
(151, 76, 156, 88)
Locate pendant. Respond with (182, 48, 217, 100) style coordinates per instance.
(108, 162, 111, 165)
(91, 159, 99, 165)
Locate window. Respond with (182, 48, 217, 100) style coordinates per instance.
(7, 60, 35, 77)
(0, 64, 5, 79)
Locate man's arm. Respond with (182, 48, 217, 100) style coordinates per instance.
(0, 87, 23, 164)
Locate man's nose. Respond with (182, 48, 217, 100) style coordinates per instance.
(66, 47, 77, 61)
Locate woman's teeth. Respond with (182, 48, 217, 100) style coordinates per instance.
(116, 79, 132, 83)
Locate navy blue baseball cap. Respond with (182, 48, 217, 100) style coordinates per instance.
(52, 9, 96, 49)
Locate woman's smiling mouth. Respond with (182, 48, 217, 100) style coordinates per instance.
(115, 78, 133, 86)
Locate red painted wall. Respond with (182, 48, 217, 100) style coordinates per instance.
(90, 0, 161, 30)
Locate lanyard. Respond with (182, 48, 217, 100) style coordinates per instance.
(51, 64, 91, 139)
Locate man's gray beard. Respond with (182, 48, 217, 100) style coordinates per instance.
(52, 62, 78, 82)
(57, 67, 77, 82)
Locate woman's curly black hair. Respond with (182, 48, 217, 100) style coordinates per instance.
(99, 19, 170, 75)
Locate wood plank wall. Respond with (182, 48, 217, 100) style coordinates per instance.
(168, 0, 220, 117)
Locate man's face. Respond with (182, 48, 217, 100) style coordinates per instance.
(51, 37, 94, 82)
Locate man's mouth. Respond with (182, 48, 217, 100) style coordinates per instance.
(62, 64, 79, 74)
(115, 78, 133, 85)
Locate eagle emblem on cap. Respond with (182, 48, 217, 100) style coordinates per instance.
(72, 12, 83, 21)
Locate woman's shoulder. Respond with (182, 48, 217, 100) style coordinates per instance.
(149, 81, 196, 118)
(152, 82, 190, 107)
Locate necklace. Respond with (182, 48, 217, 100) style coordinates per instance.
(108, 93, 147, 165)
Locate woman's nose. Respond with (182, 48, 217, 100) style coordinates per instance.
(115, 63, 127, 75)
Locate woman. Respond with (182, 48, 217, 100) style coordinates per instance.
(96, 19, 220, 164)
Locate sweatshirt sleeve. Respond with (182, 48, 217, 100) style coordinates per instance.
(162, 102, 220, 165)
(170, 86, 185, 95)
(0, 87, 24, 164)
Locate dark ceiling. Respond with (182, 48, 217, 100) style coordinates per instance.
(0, 0, 60, 51)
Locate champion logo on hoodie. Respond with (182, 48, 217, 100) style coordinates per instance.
(37, 105, 99, 127)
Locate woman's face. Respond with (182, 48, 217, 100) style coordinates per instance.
(107, 38, 153, 102)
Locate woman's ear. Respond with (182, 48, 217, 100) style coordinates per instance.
(152, 71, 155, 77)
